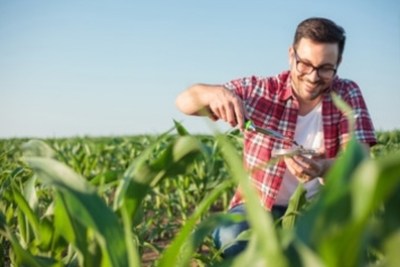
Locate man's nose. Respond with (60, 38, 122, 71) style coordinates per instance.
(307, 69, 320, 82)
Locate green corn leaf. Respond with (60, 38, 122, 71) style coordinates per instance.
(296, 138, 367, 266)
(315, 151, 400, 267)
(173, 119, 190, 136)
(115, 136, 206, 222)
(228, 234, 271, 267)
(215, 134, 289, 267)
(23, 175, 39, 213)
(157, 179, 234, 267)
(113, 128, 174, 212)
(89, 170, 120, 186)
(384, 230, 400, 267)
(282, 183, 307, 230)
(53, 192, 89, 265)
(293, 240, 324, 267)
(21, 139, 56, 158)
(320, 137, 367, 207)
(331, 92, 355, 133)
(7, 227, 62, 267)
(350, 152, 400, 266)
(381, 182, 400, 267)
(351, 151, 400, 224)
(294, 135, 399, 267)
(12, 186, 41, 243)
(120, 207, 142, 267)
(384, 190, 400, 243)
(0, 211, 5, 231)
(23, 156, 129, 267)
(36, 218, 54, 251)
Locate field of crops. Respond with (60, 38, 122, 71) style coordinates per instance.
(1, 122, 400, 267)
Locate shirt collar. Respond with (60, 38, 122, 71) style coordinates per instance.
(279, 71, 295, 101)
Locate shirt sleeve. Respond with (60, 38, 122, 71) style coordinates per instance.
(339, 80, 377, 147)
(223, 76, 260, 101)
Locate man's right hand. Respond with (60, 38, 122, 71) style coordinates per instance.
(176, 84, 247, 131)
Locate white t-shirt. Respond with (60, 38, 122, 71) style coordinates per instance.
(274, 102, 325, 206)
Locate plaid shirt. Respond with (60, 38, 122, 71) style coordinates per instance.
(225, 71, 377, 211)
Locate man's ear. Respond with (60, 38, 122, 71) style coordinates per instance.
(288, 46, 294, 65)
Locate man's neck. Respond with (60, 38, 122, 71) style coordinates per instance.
(290, 80, 324, 116)
(298, 97, 322, 116)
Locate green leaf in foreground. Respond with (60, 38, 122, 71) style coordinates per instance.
(114, 135, 206, 222)
(157, 179, 234, 267)
(23, 151, 129, 267)
(282, 183, 307, 230)
(216, 134, 289, 267)
(295, 138, 367, 266)
(21, 139, 56, 158)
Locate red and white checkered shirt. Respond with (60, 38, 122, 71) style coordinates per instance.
(225, 71, 376, 211)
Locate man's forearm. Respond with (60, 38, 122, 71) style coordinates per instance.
(175, 84, 222, 116)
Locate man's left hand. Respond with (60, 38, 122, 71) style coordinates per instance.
(284, 154, 329, 183)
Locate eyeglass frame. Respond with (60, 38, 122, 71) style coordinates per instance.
(293, 48, 337, 79)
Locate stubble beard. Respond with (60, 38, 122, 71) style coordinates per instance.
(292, 78, 327, 103)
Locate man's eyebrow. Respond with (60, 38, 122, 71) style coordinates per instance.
(301, 58, 335, 68)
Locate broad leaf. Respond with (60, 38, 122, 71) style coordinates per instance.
(23, 156, 129, 267)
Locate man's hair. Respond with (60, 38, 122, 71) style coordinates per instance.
(293, 17, 346, 62)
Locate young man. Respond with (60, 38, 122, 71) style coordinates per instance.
(175, 17, 376, 257)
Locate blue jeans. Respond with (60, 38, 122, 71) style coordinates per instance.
(211, 204, 287, 258)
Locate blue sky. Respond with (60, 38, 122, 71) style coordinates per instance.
(1, 1, 399, 138)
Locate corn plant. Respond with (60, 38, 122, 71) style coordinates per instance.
(0, 102, 399, 266)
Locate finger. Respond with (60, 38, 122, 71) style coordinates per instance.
(225, 102, 238, 127)
(295, 156, 322, 176)
(216, 105, 228, 123)
(299, 156, 324, 177)
(232, 97, 246, 130)
(212, 107, 223, 121)
(212, 97, 236, 126)
(210, 113, 219, 121)
(206, 107, 220, 121)
(293, 156, 317, 175)
(224, 93, 244, 128)
(293, 156, 311, 169)
(287, 156, 317, 181)
(284, 157, 304, 177)
(298, 156, 316, 170)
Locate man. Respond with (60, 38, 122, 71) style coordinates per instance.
(175, 17, 376, 257)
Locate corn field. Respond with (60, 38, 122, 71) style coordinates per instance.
(1, 119, 400, 266)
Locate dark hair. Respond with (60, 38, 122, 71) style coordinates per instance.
(293, 17, 346, 62)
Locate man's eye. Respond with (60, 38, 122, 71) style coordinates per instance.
(299, 62, 312, 68)
(320, 68, 334, 72)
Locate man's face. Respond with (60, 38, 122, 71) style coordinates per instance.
(289, 38, 339, 103)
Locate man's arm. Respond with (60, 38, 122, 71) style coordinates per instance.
(175, 83, 247, 129)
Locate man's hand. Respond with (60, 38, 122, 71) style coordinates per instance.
(176, 84, 248, 131)
(284, 153, 330, 183)
(207, 86, 247, 130)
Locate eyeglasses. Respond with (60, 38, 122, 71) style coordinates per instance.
(293, 48, 337, 79)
